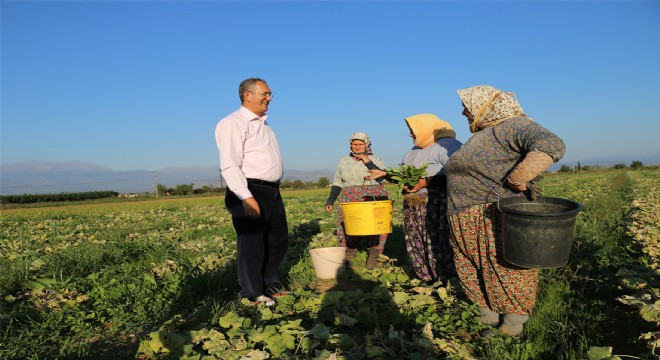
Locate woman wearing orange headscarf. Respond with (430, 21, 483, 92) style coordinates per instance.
(368, 114, 462, 282)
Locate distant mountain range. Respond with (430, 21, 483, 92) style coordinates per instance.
(1, 154, 658, 195)
(0, 161, 335, 195)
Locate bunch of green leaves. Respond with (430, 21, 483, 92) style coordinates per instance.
(307, 232, 338, 249)
(387, 163, 429, 193)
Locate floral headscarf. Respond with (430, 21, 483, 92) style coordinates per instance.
(404, 114, 454, 149)
(348, 132, 373, 155)
(457, 85, 525, 133)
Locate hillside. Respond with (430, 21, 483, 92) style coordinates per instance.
(0, 161, 334, 195)
(3, 155, 659, 195)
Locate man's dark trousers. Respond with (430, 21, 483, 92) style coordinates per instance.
(225, 182, 288, 298)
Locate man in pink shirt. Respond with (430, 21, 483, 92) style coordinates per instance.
(215, 78, 288, 306)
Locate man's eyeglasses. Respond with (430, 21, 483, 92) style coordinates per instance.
(249, 91, 274, 99)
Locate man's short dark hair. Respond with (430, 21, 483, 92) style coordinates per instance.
(239, 78, 267, 103)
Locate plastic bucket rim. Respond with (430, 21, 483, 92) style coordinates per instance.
(308, 247, 346, 279)
(308, 247, 347, 266)
(338, 199, 394, 206)
(498, 196, 584, 217)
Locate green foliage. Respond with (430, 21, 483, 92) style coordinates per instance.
(159, 183, 195, 195)
(630, 160, 643, 169)
(280, 179, 293, 188)
(193, 184, 224, 195)
(523, 170, 658, 359)
(317, 176, 330, 187)
(292, 179, 304, 189)
(0, 191, 119, 204)
(156, 183, 168, 196)
(1, 170, 659, 359)
(173, 183, 194, 195)
(387, 163, 429, 193)
(559, 164, 573, 172)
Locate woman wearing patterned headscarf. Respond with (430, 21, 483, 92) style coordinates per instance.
(325, 132, 389, 269)
(444, 85, 565, 338)
(367, 114, 462, 283)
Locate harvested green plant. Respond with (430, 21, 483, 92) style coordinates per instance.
(387, 163, 429, 194)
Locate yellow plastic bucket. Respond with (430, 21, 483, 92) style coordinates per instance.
(339, 200, 394, 235)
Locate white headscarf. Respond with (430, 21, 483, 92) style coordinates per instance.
(457, 85, 525, 133)
(348, 132, 373, 155)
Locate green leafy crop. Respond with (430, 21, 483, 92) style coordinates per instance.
(387, 163, 429, 193)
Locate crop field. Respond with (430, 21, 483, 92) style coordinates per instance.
(1, 169, 658, 359)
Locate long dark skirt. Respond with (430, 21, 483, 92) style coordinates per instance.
(403, 189, 455, 282)
(336, 185, 388, 254)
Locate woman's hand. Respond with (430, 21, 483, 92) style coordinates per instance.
(507, 178, 527, 192)
(365, 169, 387, 180)
(404, 177, 427, 193)
(325, 204, 334, 212)
(508, 176, 543, 200)
(354, 154, 371, 163)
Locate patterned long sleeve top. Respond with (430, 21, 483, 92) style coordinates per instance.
(445, 117, 565, 215)
(331, 155, 388, 188)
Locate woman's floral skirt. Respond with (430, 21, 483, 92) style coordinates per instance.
(448, 203, 538, 315)
(403, 189, 455, 282)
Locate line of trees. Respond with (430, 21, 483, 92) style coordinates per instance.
(558, 160, 645, 173)
(1, 177, 336, 204)
(3, 161, 654, 205)
(5, 163, 654, 204)
(154, 177, 334, 197)
(157, 183, 197, 196)
(280, 176, 330, 189)
(0, 191, 119, 204)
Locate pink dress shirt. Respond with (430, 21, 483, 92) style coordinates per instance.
(215, 107, 284, 200)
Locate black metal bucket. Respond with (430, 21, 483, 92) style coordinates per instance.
(498, 196, 584, 269)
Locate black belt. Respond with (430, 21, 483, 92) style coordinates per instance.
(247, 178, 281, 187)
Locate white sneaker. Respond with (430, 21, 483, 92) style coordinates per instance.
(254, 295, 276, 307)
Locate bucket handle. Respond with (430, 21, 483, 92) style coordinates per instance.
(493, 173, 516, 210)
(494, 170, 582, 211)
(362, 179, 380, 203)
(312, 249, 347, 265)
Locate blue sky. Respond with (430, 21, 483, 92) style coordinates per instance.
(2, 0, 659, 172)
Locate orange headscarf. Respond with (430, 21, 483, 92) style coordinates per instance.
(404, 114, 454, 149)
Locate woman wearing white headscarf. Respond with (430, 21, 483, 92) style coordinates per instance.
(325, 132, 389, 269)
(445, 85, 565, 337)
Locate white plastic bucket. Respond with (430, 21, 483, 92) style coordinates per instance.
(308, 247, 347, 279)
